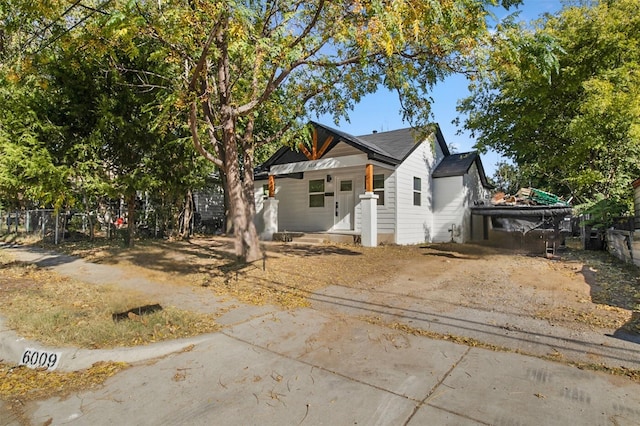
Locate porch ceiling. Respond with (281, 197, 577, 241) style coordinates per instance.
(269, 154, 393, 175)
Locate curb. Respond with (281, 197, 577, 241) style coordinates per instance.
(0, 317, 218, 372)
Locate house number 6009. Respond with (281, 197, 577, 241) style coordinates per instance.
(20, 348, 61, 370)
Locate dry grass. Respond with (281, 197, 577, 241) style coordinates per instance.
(0, 252, 220, 349)
(41, 237, 405, 308)
(0, 361, 127, 401)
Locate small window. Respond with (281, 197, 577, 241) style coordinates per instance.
(374, 174, 385, 206)
(262, 184, 269, 197)
(309, 179, 324, 193)
(364, 173, 385, 205)
(340, 180, 352, 192)
(309, 179, 325, 207)
(413, 177, 421, 206)
(309, 194, 324, 207)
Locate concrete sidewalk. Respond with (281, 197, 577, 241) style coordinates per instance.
(1, 244, 640, 425)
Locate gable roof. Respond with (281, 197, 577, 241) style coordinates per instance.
(257, 122, 449, 174)
(357, 126, 451, 162)
(432, 151, 494, 189)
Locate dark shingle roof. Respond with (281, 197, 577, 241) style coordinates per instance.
(357, 128, 419, 161)
(432, 152, 493, 189)
(256, 122, 465, 179)
(258, 122, 423, 172)
(312, 122, 397, 163)
(356, 125, 451, 162)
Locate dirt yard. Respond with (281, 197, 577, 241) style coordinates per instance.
(52, 236, 640, 336)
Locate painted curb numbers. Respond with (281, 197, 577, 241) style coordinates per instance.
(20, 348, 61, 370)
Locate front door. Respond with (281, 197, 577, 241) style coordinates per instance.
(335, 179, 354, 230)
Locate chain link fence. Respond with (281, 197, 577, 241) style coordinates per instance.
(0, 206, 225, 244)
(0, 209, 98, 243)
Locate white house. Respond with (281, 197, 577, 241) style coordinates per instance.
(254, 122, 493, 246)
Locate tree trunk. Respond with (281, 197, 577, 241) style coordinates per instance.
(88, 213, 94, 241)
(221, 173, 232, 235)
(179, 189, 194, 239)
(221, 116, 261, 263)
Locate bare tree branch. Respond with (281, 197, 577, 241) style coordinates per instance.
(189, 102, 224, 169)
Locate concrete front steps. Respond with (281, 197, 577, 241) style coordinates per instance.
(272, 232, 360, 245)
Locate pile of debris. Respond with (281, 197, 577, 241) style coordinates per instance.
(491, 187, 570, 207)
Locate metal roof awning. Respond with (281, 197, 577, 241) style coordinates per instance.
(471, 205, 573, 218)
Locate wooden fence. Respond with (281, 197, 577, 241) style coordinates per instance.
(606, 230, 640, 267)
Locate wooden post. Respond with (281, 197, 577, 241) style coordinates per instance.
(268, 175, 276, 198)
(365, 164, 373, 193)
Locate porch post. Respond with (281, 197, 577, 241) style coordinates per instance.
(268, 175, 276, 198)
(262, 175, 279, 240)
(360, 163, 378, 247)
(365, 163, 373, 192)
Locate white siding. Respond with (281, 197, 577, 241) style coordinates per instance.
(432, 176, 464, 242)
(254, 175, 332, 233)
(394, 140, 437, 244)
(433, 134, 448, 163)
(254, 131, 460, 242)
(256, 167, 387, 234)
(431, 163, 489, 243)
(276, 171, 334, 231)
(462, 163, 490, 242)
(325, 142, 363, 157)
(254, 185, 266, 233)
(376, 170, 396, 235)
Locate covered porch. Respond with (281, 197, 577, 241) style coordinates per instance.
(255, 124, 398, 247)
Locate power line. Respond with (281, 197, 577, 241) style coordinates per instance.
(34, 0, 114, 55)
(18, 0, 85, 54)
(9, 0, 113, 60)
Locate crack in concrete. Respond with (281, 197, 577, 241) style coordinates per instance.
(403, 346, 478, 426)
(220, 328, 422, 403)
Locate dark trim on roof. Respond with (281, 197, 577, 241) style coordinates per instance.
(254, 171, 304, 181)
(432, 151, 494, 189)
(474, 155, 494, 190)
(434, 124, 451, 157)
(310, 121, 399, 165)
(254, 122, 491, 189)
(357, 124, 449, 164)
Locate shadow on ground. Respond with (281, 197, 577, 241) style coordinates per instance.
(575, 252, 640, 344)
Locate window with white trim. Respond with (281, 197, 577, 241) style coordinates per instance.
(309, 179, 325, 207)
(413, 177, 421, 206)
(373, 174, 385, 205)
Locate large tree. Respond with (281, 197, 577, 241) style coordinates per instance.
(459, 0, 640, 208)
(103, 0, 525, 262)
(0, 0, 213, 243)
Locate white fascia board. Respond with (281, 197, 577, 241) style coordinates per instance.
(270, 155, 396, 175)
(270, 154, 368, 175)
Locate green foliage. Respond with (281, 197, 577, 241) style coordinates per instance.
(3, 0, 531, 259)
(460, 0, 640, 207)
(0, 76, 69, 209)
(491, 162, 521, 194)
(0, 0, 214, 221)
(575, 194, 631, 229)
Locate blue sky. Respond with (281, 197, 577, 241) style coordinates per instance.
(316, 0, 565, 177)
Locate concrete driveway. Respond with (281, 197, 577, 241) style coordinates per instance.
(1, 244, 639, 425)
